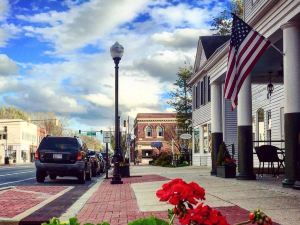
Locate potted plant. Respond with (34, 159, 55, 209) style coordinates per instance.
(119, 158, 130, 177)
(216, 142, 236, 178)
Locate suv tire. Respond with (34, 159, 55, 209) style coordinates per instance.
(36, 170, 45, 183)
(49, 174, 57, 180)
(86, 167, 92, 181)
(92, 167, 97, 177)
(78, 170, 86, 184)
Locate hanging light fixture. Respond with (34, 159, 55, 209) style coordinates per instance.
(267, 72, 274, 99)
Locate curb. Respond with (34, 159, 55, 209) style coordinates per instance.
(59, 177, 104, 221)
(0, 186, 14, 191)
(0, 186, 73, 224)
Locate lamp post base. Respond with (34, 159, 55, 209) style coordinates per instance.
(111, 162, 123, 184)
(111, 179, 123, 184)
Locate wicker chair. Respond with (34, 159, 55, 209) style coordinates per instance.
(254, 145, 285, 176)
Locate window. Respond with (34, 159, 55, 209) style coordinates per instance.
(200, 81, 204, 105)
(208, 76, 211, 102)
(145, 126, 152, 137)
(196, 81, 200, 108)
(203, 76, 207, 104)
(157, 126, 164, 137)
(266, 110, 271, 142)
(202, 124, 211, 153)
(257, 108, 265, 141)
(194, 128, 200, 153)
(280, 107, 284, 139)
(193, 85, 196, 110)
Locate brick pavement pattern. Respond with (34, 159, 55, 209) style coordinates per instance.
(77, 175, 255, 225)
(0, 186, 68, 219)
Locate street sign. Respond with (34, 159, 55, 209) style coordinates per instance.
(103, 131, 111, 143)
(86, 131, 96, 136)
(103, 137, 111, 143)
(180, 133, 192, 140)
(103, 131, 111, 138)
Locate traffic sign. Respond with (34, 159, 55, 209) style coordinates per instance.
(103, 131, 111, 138)
(103, 137, 111, 143)
(86, 131, 96, 136)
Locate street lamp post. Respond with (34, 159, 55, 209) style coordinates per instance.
(110, 42, 124, 184)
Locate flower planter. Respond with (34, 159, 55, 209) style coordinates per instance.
(216, 165, 236, 178)
(120, 165, 130, 177)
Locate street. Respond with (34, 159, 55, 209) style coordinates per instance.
(0, 163, 101, 188)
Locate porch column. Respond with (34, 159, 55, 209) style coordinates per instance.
(281, 22, 300, 188)
(237, 75, 256, 180)
(211, 82, 223, 175)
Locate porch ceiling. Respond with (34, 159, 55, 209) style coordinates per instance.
(217, 38, 283, 84)
(251, 39, 283, 84)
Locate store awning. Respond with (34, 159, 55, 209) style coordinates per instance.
(151, 141, 163, 149)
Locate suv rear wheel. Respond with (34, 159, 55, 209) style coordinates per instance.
(86, 167, 92, 181)
(78, 170, 86, 184)
(92, 167, 97, 177)
(49, 174, 57, 180)
(36, 170, 45, 183)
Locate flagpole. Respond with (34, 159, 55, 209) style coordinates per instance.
(269, 42, 285, 56)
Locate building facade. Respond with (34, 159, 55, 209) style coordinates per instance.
(189, 0, 299, 187)
(133, 113, 178, 162)
(0, 119, 46, 165)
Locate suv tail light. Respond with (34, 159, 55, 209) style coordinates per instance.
(77, 151, 83, 161)
(34, 150, 39, 160)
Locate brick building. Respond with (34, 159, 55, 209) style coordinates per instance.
(133, 113, 178, 161)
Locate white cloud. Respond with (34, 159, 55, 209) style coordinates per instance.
(19, 0, 150, 53)
(0, 54, 19, 76)
(135, 50, 194, 82)
(151, 28, 211, 49)
(84, 93, 114, 107)
(0, 0, 9, 22)
(148, 3, 218, 29)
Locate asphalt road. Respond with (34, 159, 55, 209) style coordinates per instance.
(0, 163, 102, 188)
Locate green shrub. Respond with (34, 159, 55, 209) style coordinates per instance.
(42, 216, 168, 225)
(153, 152, 172, 167)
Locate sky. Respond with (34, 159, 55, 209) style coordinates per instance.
(0, 0, 231, 132)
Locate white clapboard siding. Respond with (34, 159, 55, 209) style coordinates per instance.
(244, 0, 278, 22)
(192, 103, 211, 127)
(223, 99, 238, 160)
(252, 84, 284, 168)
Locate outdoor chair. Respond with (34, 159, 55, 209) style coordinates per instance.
(254, 145, 285, 177)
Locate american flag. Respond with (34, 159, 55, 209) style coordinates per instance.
(224, 14, 270, 109)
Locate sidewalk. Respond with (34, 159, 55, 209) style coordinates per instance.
(75, 165, 300, 225)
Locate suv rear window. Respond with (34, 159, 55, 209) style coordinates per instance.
(38, 137, 79, 152)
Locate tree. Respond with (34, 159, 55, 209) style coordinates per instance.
(80, 135, 103, 151)
(30, 112, 66, 136)
(167, 65, 193, 132)
(0, 107, 29, 120)
(210, 0, 243, 35)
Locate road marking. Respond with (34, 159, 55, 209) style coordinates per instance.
(0, 177, 35, 186)
(0, 170, 34, 177)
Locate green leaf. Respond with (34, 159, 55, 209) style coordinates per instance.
(69, 218, 79, 225)
(128, 216, 169, 225)
(97, 222, 110, 225)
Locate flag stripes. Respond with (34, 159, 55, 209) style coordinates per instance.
(224, 14, 270, 109)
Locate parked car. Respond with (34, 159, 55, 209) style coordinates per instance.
(87, 149, 101, 176)
(35, 136, 92, 184)
(96, 152, 105, 173)
(100, 152, 111, 169)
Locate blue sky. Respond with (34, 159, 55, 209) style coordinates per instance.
(0, 0, 230, 131)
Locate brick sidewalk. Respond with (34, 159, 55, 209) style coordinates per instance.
(0, 186, 68, 219)
(77, 175, 255, 225)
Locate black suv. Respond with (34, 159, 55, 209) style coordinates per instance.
(35, 136, 92, 184)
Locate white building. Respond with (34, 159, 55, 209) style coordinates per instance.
(189, 0, 299, 188)
(0, 119, 39, 164)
